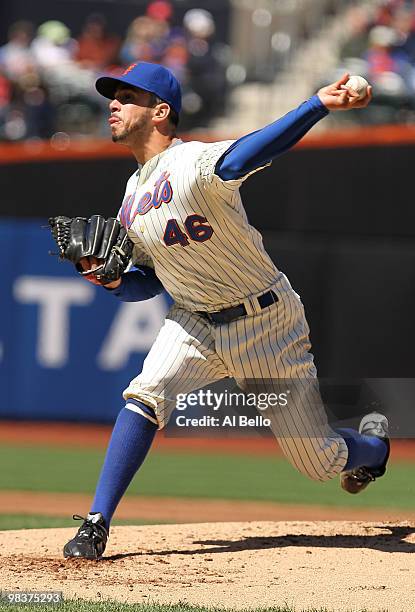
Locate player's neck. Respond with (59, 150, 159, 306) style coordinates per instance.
(131, 132, 175, 166)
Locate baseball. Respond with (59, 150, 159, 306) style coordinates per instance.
(345, 75, 369, 100)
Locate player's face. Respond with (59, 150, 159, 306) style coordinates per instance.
(109, 87, 154, 144)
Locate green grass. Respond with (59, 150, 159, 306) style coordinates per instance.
(0, 602, 382, 612)
(2, 443, 415, 510)
(0, 515, 78, 530)
(0, 515, 168, 531)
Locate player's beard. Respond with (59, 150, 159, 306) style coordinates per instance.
(111, 113, 151, 144)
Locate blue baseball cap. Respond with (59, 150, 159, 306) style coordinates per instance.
(95, 61, 182, 114)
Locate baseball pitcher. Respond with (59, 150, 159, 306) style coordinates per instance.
(49, 62, 389, 560)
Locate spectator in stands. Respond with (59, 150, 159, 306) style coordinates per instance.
(76, 14, 120, 70)
(21, 77, 55, 139)
(334, 0, 415, 125)
(119, 1, 173, 67)
(0, 3, 230, 139)
(145, 0, 177, 66)
(0, 21, 35, 79)
(1, 67, 55, 141)
(183, 9, 227, 121)
(31, 20, 77, 70)
(365, 24, 413, 89)
(365, 26, 399, 75)
(391, 7, 415, 64)
(120, 16, 170, 65)
(120, 17, 149, 64)
(365, 23, 415, 99)
(341, 7, 372, 60)
(162, 29, 188, 82)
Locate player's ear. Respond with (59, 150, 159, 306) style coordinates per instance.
(152, 102, 171, 123)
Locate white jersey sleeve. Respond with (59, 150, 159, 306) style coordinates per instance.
(197, 140, 272, 193)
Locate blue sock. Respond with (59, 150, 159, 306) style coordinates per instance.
(337, 427, 388, 471)
(90, 403, 158, 528)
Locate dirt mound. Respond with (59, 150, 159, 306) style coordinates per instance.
(1, 521, 415, 611)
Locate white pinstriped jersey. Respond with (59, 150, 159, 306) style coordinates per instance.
(118, 139, 280, 312)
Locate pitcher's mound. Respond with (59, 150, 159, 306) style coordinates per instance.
(1, 521, 414, 611)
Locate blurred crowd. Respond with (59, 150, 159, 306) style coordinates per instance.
(4, 0, 415, 142)
(0, 1, 229, 142)
(337, 0, 415, 123)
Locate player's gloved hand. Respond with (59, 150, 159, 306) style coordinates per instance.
(77, 256, 122, 287)
(49, 215, 134, 285)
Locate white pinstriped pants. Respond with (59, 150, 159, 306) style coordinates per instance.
(123, 275, 348, 481)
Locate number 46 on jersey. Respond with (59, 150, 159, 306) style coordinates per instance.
(163, 214, 213, 247)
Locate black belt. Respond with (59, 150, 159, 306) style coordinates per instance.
(197, 290, 279, 325)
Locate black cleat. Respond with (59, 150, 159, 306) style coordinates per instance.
(340, 412, 390, 495)
(63, 513, 108, 560)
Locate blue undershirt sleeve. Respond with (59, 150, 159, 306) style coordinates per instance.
(104, 266, 164, 302)
(215, 95, 329, 181)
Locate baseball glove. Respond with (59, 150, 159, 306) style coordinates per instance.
(49, 215, 134, 284)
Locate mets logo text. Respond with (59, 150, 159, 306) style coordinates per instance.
(120, 171, 173, 228)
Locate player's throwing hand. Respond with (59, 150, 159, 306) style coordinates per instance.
(317, 73, 372, 111)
